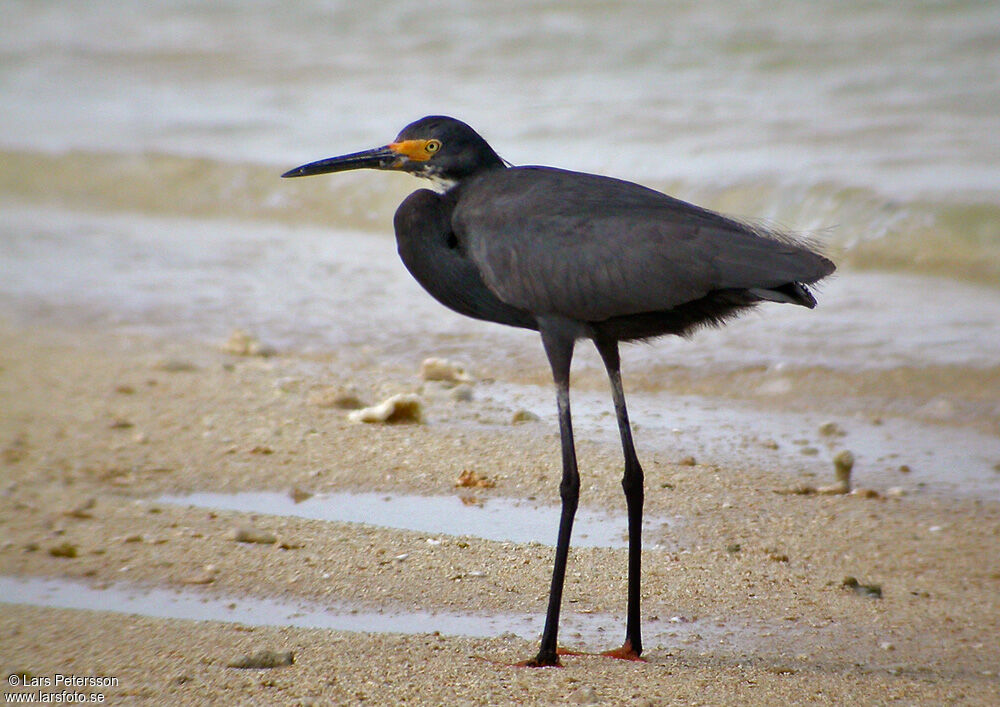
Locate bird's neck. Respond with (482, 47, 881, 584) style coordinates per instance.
(430, 156, 507, 194)
(423, 171, 460, 194)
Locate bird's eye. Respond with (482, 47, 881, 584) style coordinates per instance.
(425, 139, 441, 154)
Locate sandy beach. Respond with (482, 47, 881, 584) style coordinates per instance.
(1, 317, 998, 705)
(4, 2, 1000, 704)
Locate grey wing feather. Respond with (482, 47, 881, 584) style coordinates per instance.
(454, 167, 833, 322)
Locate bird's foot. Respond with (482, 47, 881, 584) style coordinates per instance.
(473, 648, 568, 668)
(476, 643, 641, 667)
(515, 653, 563, 668)
(599, 640, 644, 661)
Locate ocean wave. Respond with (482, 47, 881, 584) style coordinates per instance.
(3, 147, 997, 286)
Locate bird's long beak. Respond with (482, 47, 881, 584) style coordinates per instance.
(281, 145, 399, 178)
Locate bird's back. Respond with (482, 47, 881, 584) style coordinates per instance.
(453, 167, 834, 327)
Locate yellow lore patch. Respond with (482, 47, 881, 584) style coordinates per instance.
(389, 139, 441, 162)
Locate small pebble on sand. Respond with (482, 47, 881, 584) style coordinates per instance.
(229, 526, 277, 544)
(842, 575, 882, 598)
(182, 565, 217, 585)
(48, 541, 78, 558)
(818, 421, 846, 437)
(511, 410, 539, 424)
(289, 486, 313, 503)
(227, 650, 294, 670)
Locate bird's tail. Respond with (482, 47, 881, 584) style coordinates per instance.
(748, 282, 818, 308)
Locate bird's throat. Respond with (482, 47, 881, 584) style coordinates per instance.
(419, 170, 459, 193)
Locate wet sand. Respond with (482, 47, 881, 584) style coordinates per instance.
(1, 318, 999, 705)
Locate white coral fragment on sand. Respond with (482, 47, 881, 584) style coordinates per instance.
(419, 357, 471, 383)
(348, 393, 423, 424)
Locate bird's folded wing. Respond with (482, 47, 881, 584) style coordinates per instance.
(454, 167, 832, 322)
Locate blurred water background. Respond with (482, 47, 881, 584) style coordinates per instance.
(2, 2, 999, 488)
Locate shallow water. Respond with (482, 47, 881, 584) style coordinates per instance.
(0, 575, 767, 654)
(3, 203, 999, 375)
(484, 381, 1000, 501)
(155, 490, 676, 549)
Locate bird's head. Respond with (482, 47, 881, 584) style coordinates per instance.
(282, 115, 506, 191)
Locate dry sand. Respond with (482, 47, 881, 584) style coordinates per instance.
(1, 318, 999, 705)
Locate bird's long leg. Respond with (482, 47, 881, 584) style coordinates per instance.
(524, 329, 579, 667)
(595, 336, 644, 660)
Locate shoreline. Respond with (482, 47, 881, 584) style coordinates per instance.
(1, 318, 999, 704)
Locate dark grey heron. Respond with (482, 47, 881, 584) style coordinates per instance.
(282, 115, 835, 666)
